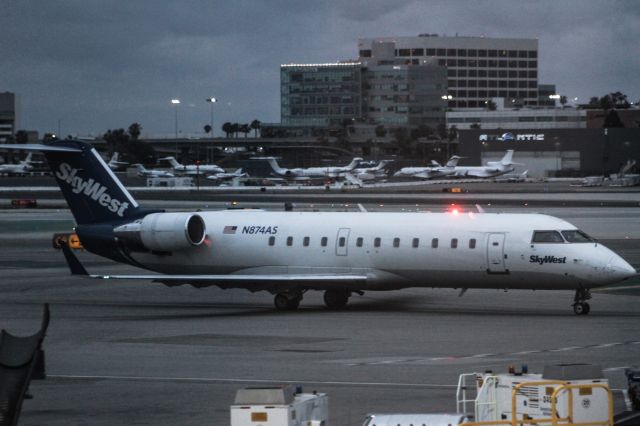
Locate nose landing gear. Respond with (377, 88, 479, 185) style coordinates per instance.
(573, 288, 592, 315)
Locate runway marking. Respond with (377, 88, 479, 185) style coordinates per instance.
(344, 341, 640, 366)
(48, 374, 456, 389)
(46, 372, 630, 393)
(549, 346, 582, 352)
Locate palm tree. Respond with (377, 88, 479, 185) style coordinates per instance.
(250, 119, 261, 138)
(222, 122, 232, 138)
(128, 122, 142, 141)
(230, 123, 240, 138)
(240, 124, 251, 138)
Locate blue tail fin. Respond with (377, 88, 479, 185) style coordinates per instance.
(0, 140, 142, 225)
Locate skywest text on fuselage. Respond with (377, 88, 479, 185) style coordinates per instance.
(530, 255, 567, 265)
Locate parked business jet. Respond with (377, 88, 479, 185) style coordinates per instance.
(0, 140, 636, 315)
(263, 157, 363, 179)
(160, 156, 224, 175)
(495, 170, 529, 183)
(132, 163, 174, 178)
(394, 156, 460, 179)
(0, 152, 35, 175)
(107, 152, 128, 171)
(353, 160, 393, 181)
(451, 150, 521, 178)
(206, 168, 247, 183)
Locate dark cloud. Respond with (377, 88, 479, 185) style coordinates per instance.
(1, 0, 638, 136)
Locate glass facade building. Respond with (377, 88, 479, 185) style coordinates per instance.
(280, 63, 363, 127)
(280, 60, 447, 131)
(364, 62, 446, 126)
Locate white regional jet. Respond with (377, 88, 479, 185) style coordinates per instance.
(0, 140, 636, 315)
(160, 156, 224, 175)
(450, 150, 521, 178)
(0, 152, 34, 175)
(132, 163, 174, 178)
(264, 157, 363, 180)
(394, 156, 461, 180)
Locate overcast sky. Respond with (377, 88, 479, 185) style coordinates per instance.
(1, 0, 638, 137)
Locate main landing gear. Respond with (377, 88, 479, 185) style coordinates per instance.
(273, 289, 354, 311)
(323, 289, 351, 310)
(573, 288, 592, 315)
(274, 291, 302, 311)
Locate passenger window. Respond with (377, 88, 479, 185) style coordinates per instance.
(356, 237, 363, 247)
(374, 237, 381, 248)
(432, 238, 439, 248)
(321, 237, 328, 247)
(532, 231, 564, 243)
(338, 237, 346, 247)
(286, 236, 293, 246)
(561, 230, 593, 243)
(393, 237, 400, 248)
(268, 236, 275, 246)
(303, 236, 310, 247)
(451, 238, 458, 248)
(469, 238, 476, 249)
(412, 238, 419, 248)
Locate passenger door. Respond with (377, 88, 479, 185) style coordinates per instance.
(487, 233, 507, 273)
(335, 228, 350, 256)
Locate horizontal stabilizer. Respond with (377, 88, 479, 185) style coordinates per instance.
(0, 144, 82, 153)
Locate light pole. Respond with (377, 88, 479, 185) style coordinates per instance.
(206, 97, 217, 162)
(171, 99, 180, 155)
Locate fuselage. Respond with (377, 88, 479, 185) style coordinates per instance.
(270, 158, 362, 178)
(125, 211, 635, 292)
(0, 163, 32, 174)
(394, 166, 455, 179)
(453, 163, 515, 178)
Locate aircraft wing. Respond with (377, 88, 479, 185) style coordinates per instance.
(61, 244, 368, 290)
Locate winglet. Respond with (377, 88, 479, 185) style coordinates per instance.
(61, 243, 89, 275)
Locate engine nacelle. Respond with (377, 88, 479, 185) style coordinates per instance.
(114, 212, 206, 252)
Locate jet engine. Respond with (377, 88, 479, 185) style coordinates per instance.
(114, 212, 206, 252)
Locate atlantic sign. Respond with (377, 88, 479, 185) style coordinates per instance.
(479, 132, 545, 142)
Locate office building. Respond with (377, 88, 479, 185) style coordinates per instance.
(359, 34, 540, 108)
(447, 106, 587, 130)
(0, 92, 18, 143)
(362, 42, 447, 127)
(278, 56, 447, 138)
(280, 62, 363, 129)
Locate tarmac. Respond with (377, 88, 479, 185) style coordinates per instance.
(0, 187, 639, 425)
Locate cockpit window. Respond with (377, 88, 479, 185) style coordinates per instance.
(532, 230, 565, 243)
(561, 230, 593, 243)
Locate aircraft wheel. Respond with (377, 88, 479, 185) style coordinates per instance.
(323, 289, 350, 310)
(573, 302, 590, 316)
(274, 293, 301, 311)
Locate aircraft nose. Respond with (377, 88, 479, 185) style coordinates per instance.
(606, 255, 637, 281)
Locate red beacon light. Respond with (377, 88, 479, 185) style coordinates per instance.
(448, 204, 461, 215)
